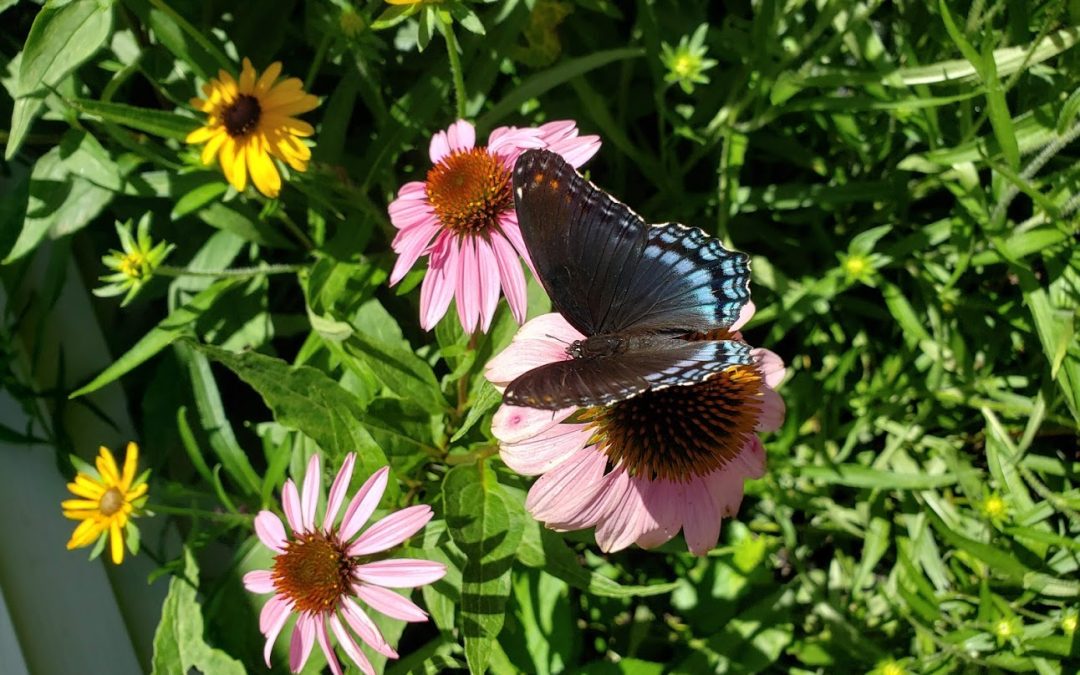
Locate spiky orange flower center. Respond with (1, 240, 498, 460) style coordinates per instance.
(426, 148, 513, 235)
(271, 532, 354, 614)
(223, 94, 262, 138)
(583, 364, 764, 482)
(99, 487, 126, 516)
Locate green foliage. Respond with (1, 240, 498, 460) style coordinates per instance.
(1, 0, 1078, 673)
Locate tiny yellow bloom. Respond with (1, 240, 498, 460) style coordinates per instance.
(186, 58, 319, 198)
(62, 443, 149, 565)
(1061, 611, 1077, 635)
(339, 7, 366, 37)
(879, 662, 906, 675)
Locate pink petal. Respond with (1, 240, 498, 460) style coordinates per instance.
(594, 475, 648, 553)
(525, 448, 607, 525)
(289, 613, 316, 673)
(756, 387, 785, 433)
(388, 195, 435, 227)
(510, 311, 584, 344)
(262, 596, 291, 667)
(395, 181, 428, 201)
(259, 593, 290, 634)
(455, 235, 481, 333)
(446, 119, 476, 153)
(419, 234, 460, 330)
(348, 505, 434, 556)
(753, 347, 786, 389)
(486, 126, 544, 159)
(315, 615, 343, 675)
(490, 404, 576, 444)
(301, 453, 321, 532)
(737, 434, 767, 479)
(730, 300, 756, 332)
(340, 466, 390, 542)
(483, 312, 581, 387)
(705, 465, 748, 519)
(323, 453, 356, 531)
(356, 584, 429, 622)
(553, 467, 628, 532)
(354, 559, 447, 588)
(244, 569, 276, 594)
(499, 421, 592, 476)
(498, 214, 538, 278)
(389, 219, 441, 285)
(254, 511, 288, 553)
(329, 614, 376, 675)
(490, 230, 527, 324)
(474, 237, 502, 333)
(282, 480, 303, 533)
(636, 479, 685, 549)
(429, 129, 451, 164)
(536, 120, 578, 144)
(544, 133, 601, 169)
(682, 477, 722, 556)
(342, 597, 398, 658)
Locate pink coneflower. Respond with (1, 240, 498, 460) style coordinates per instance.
(388, 119, 600, 333)
(244, 454, 446, 674)
(484, 303, 785, 555)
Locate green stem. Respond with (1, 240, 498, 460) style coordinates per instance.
(441, 16, 468, 119)
(156, 263, 305, 278)
(305, 30, 333, 91)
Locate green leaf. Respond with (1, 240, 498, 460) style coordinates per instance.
(981, 41, 1020, 170)
(451, 381, 501, 443)
(171, 180, 229, 221)
(150, 548, 244, 675)
(191, 343, 393, 490)
(0, 161, 30, 261)
(342, 333, 448, 414)
(800, 464, 960, 489)
(68, 98, 200, 140)
(928, 513, 1032, 581)
(443, 464, 524, 675)
(71, 280, 238, 398)
(7, 0, 114, 160)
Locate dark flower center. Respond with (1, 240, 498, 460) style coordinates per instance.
(271, 532, 354, 614)
(583, 363, 764, 482)
(223, 94, 262, 138)
(426, 148, 513, 235)
(99, 487, 125, 516)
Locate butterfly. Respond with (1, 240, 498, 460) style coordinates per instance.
(503, 149, 754, 410)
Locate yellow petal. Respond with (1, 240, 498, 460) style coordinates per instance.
(109, 521, 125, 564)
(255, 62, 283, 96)
(97, 446, 120, 485)
(220, 138, 248, 192)
(239, 58, 257, 93)
(61, 498, 101, 511)
(68, 519, 104, 549)
(268, 132, 311, 170)
(68, 476, 105, 499)
(262, 115, 314, 138)
(246, 138, 282, 198)
(126, 482, 148, 501)
(120, 442, 138, 492)
(186, 125, 218, 144)
(217, 69, 239, 97)
(201, 130, 227, 165)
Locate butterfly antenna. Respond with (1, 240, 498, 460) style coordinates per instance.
(545, 333, 570, 346)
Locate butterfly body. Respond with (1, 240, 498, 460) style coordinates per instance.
(504, 149, 754, 410)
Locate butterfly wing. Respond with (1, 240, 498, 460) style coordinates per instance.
(512, 149, 751, 336)
(503, 339, 753, 410)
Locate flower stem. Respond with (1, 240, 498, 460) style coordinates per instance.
(305, 30, 333, 91)
(156, 263, 305, 278)
(440, 15, 468, 120)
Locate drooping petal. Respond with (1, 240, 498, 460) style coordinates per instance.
(109, 521, 125, 564)
(635, 478, 685, 549)
(355, 584, 429, 622)
(756, 387, 786, 433)
(499, 420, 592, 476)
(339, 466, 390, 542)
(314, 616, 344, 675)
(323, 453, 356, 531)
(219, 137, 248, 193)
(455, 235, 481, 333)
(474, 237, 502, 333)
(389, 219, 441, 285)
(262, 597, 291, 667)
(329, 614, 376, 675)
(244, 569, 276, 594)
(489, 404, 576, 445)
(289, 613, 316, 673)
(342, 597, 398, 658)
(354, 559, 448, 588)
(259, 594, 290, 633)
(490, 230, 527, 324)
(681, 478, 723, 556)
(753, 348, 786, 389)
(348, 505, 433, 556)
(525, 448, 608, 525)
(418, 235, 460, 330)
(246, 136, 282, 198)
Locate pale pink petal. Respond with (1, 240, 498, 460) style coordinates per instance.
(301, 453, 321, 532)
(535, 120, 578, 143)
(544, 133, 601, 168)
(635, 479, 685, 549)
(354, 559, 448, 588)
(490, 404, 576, 444)
(455, 235, 481, 333)
(315, 616, 344, 675)
(355, 584, 429, 622)
(281, 480, 303, 533)
(490, 231, 527, 324)
(753, 348, 786, 389)
(526, 448, 608, 525)
(682, 478, 722, 556)
(419, 234, 460, 330)
(484, 312, 582, 387)
(498, 214, 539, 278)
(289, 613, 316, 673)
(509, 311, 584, 344)
(259, 594, 290, 634)
(348, 505, 434, 556)
(486, 126, 544, 159)
(756, 387, 785, 433)
(388, 195, 435, 227)
(446, 119, 476, 153)
(329, 614, 376, 675)
(594, 476, 649, 553)
(323, 453, 356, 531)
(390, 219, 442, 285)
(254, 511, 288, 553)
(730, 300, 756, 332)
(395, 180, 428, 201)
(342, 597, 398, 658)
(262, 596, 291, 667)
(340, 466, 390, 542)
(737, 435, 767, 479)
(429, 129, 451, 164)
(500, 421, 593, 476)
(474, 237, 502, 333)
(551, 467, 628, 532)
(244, 569, 276, 594)
(704, 465, 748, 519)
